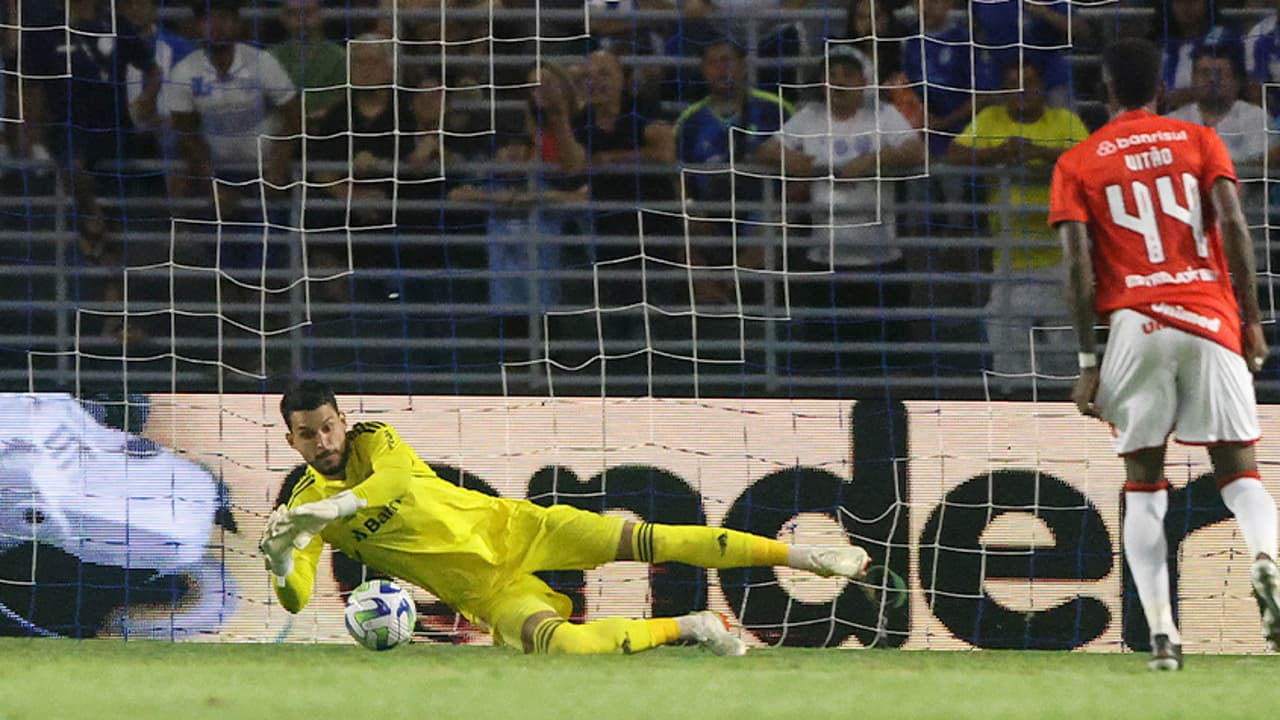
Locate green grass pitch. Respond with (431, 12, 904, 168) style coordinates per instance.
(2, 638, 1279, 720)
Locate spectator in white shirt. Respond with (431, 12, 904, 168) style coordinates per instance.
(754, 46, 924, 369)
(167, 0, 300, 217)
(1168, 41, 1267, 166)
(1167, 41, 1267, 210)
(756, 46, 923, 269)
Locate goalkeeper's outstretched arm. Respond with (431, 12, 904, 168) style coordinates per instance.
(273, 531, 324, 613)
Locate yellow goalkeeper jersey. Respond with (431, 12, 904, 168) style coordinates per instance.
(274, 421, 548, 621)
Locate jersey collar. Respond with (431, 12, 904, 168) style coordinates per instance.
(1112, 108, 1155, 125)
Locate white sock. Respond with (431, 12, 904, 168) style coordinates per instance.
(1220, 475, 1279, 562)
(1124, 490, 1181, 644)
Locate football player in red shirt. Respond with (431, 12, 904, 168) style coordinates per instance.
(1050, 38, 1278, 671)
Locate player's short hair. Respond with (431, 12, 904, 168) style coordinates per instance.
(280, 380, 340, 429)
(1102, 38, 1162, 110)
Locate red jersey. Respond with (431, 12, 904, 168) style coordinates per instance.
(1048, 109, 1243, 353)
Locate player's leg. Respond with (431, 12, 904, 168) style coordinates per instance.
(1210, 442, 1280, 650)
(1121, 445, 1182, 670)
(1096, 310, 1182, 670)
(1208, 443, 1278, 565)
(518, 503, 869, 579)
(485, 575, 745, 656)
(615, 520, 869, 578)
(518, 609, 745, 656)
(1173, 331, 1279, 648)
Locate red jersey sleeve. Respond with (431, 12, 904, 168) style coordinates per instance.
(1198, 124, 1237, 188)
(1047, 151, 1088, 227)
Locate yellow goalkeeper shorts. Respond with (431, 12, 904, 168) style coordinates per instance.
(474, 503, 627, 649)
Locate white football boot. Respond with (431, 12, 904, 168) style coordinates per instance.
(687, 611, 748, 656)
(808, 545, 872, 579)
(1250, 556, 1280, 651)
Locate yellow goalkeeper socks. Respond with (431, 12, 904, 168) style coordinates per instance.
(632, 522, 791, 569)
(535, 617, 682, 655)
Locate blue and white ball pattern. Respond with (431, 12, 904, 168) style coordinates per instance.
(344, 580, 416, 651)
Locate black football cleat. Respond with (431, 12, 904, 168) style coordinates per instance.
(1148, 633, 1183, 671)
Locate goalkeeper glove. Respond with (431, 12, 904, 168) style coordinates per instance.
(284, 490, 367, 550)
(259, 505, 296, 583)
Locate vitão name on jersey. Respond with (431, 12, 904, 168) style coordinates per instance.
(1150, 302, 1222, 333)
(1125, 266, 1218, 288)
(1124, 146, 1174, 171)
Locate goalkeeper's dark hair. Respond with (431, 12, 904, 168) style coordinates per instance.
(1102, 39, 1162, 110)
(280, 380, 340, 428)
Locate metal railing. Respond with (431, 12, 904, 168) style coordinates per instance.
(4, 156, 1279, 400)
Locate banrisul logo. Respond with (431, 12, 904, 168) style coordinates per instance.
(1096, 140, 1117, 156)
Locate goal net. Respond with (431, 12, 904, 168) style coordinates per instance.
(0, 0, 1276, 654)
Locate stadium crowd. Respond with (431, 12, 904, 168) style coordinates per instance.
(0, 0, 1278, 394)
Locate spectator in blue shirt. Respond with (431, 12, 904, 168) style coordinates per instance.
(1150, 0, 1238, 111)
(676, 38, 793, 215)
(675, 37, 793, 300)
(902, 0, 996, 155)
(20, 0, 161, 264)
(973, 0, 1075, 107)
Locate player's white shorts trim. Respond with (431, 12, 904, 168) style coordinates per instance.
(1097, 309, 1260, 455)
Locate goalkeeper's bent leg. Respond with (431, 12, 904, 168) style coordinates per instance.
(526, 613, 681, 655)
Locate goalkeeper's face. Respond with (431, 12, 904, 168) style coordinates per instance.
(285, 404, 350, 477)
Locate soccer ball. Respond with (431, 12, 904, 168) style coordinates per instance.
(344, 580, 416, 651)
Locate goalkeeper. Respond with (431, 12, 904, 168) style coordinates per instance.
(261, 381, 870, 655)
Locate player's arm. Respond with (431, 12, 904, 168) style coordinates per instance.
(124, 26, 162, 128)
(1211, 177, 1270, 371)
(1058, 218, 1101, 417)
(271, 530, 323, 613)
(271, 425, 415, 548)
(349, 425, 416, 508)
(170, 110, 211, 198)
(1059, 220, 1098, 357)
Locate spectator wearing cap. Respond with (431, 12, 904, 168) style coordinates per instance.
(1149, 0, 1239, 112)
(842, 0, 921, 128)
(675, 37, 792, 300)
(946, 60, 1087, 381)
(754, 47, 923, 369)
(271, 0, 347, 122)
